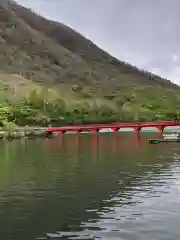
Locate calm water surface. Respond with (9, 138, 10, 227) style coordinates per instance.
(0, 133, 180, 240)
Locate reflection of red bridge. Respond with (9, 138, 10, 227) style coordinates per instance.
(46, 121, 180, 136)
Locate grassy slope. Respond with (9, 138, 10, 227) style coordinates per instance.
(0, 0, 180, 126)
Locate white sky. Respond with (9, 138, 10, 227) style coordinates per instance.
(15, 0, 180, 85)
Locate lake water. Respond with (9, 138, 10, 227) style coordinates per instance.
(0, 132, 180, 240)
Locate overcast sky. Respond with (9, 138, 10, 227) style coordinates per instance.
(15, 0, 180, 84)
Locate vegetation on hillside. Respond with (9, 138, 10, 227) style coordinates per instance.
(0, 1, 180, 128)
(0, 73, 179, 128)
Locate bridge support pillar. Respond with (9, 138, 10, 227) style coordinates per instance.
(111, 128, 119, 133)
(92, 128, 99, 134)
(57, 131, 62, 136)
(134, 127, 141, 138)
(157, 126, 164, 136)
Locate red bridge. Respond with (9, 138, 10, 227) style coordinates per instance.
(46, 120, 180, 136)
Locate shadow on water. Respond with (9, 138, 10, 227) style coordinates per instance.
(0, 132, 180, 239)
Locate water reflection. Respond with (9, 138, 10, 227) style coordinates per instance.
(0, 133, 179, 239)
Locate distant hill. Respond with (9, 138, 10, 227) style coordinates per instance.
(1, 1, 179, 89)
(0, 0, 180, 126)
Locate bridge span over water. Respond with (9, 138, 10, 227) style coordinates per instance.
(46, 121, 180, 136)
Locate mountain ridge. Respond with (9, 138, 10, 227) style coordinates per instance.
(0, 0, 180, 126)
(0, 0, 179, 91)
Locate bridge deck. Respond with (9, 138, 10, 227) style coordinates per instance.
(46, 121, 180, 133)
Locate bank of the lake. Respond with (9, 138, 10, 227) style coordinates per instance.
(0, 128, 46, 140)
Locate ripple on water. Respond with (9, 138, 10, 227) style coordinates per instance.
(2, 138, 180, 240)
(49, 159, 180, 240)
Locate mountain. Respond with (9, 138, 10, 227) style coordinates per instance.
(0, 0, 180, 125)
